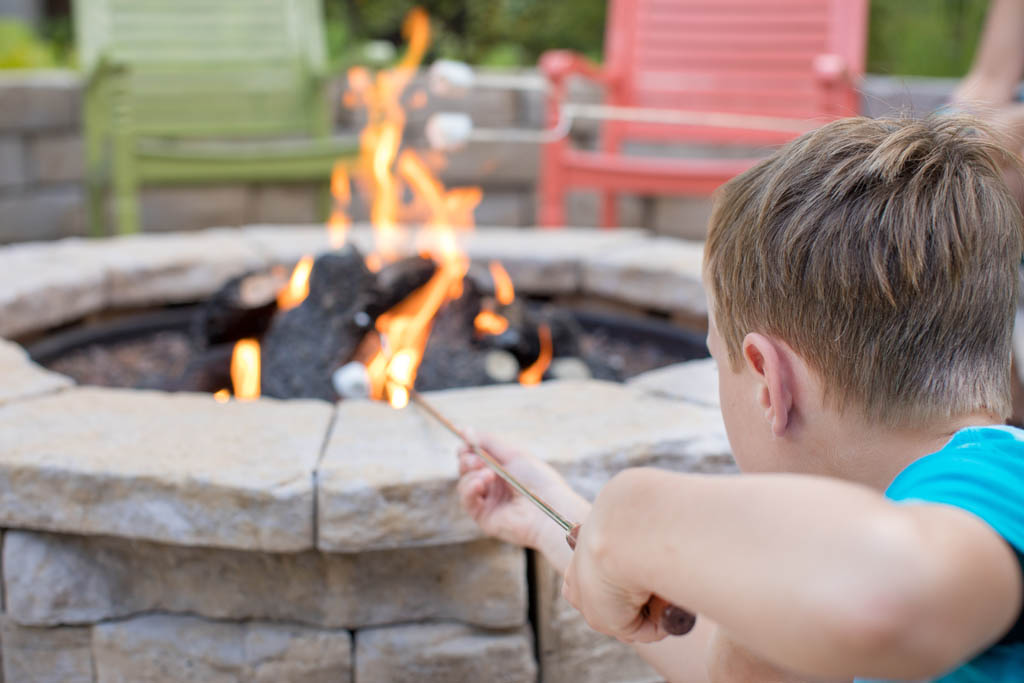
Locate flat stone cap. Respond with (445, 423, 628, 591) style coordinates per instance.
(0, 387, 332, 551)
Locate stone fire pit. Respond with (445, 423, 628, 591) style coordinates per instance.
(0, 225, 730, 682)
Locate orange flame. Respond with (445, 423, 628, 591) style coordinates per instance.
(328, 162, 352, 248)
(474, 310, 509, 336)
(277, 255, 313, 311)
(489, 261, 515, 305)
(328, 8, 531, 406)
(328, 210, 351, 250)
(518, 324, 553, 386)
(231, 339, 261, 400)
(213, 388, 230, 403)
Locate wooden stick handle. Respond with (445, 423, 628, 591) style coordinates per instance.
(566, 524, 696, 636)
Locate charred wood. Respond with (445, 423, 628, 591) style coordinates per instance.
(192, 270, 284, 347)
(260, 247, 375, 401)
(362, 256, 438, 321)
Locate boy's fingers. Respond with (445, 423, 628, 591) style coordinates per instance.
(456, 469, 490, 515)
(458, 451, 484, 475)
(625, 616, 666, 644)
(560, 570, 580, 611)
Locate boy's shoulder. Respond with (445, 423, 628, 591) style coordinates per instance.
(885, 425, 1024, 676)
(886, 425, 1024, 546)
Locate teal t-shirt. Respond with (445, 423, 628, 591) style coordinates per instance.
(861, 425, 1024, 682)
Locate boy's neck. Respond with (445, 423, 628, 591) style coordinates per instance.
(814, 411, 1003, 491)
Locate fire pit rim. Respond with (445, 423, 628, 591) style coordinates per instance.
(0, 225, 724, 555)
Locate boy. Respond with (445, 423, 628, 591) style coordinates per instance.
(458, 115, 1024, 682)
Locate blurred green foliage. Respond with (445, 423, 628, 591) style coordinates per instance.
(0, 0, 995, 78)
(0, 19, 58, 69)
(326, 0, 990, 77)
(324, 0, 606, 68)
(867, 0, 988, 77)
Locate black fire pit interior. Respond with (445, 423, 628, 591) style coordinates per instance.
(28, 247, 709, 397)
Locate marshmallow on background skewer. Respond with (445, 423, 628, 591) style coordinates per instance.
(428, 59, 475, 97)
(426, 112, 474, 152)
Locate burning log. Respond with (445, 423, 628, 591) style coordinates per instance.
(260, 250, 448, 401)
(192, 269, 285, 347)
(362, 256, 437, 321)
(260, 247, 376, 401)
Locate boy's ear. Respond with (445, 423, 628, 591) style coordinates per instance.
(741, 333, 794, 437)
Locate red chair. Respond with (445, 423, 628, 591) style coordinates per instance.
(537, 0, 868, 228)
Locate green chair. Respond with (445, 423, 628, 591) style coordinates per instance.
(73, 0, 358, 235)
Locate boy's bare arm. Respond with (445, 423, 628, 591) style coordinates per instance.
(955, 0, 1024, 104)
(565, 468, 1022, 681)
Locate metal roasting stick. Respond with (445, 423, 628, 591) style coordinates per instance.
(406, 388, 697, 636)
(409, 389, 573, 531)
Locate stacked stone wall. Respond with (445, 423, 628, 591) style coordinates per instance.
(0, 226, 729, 681)
(0, 71, 955, 243)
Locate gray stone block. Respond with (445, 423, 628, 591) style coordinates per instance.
(474, 191, 530, 227)
(355, 622, 536, 683)
(93, 614, 352, 683)
(0, 137, 24, 189)
(0, 71, 81, 131)
(1, 619, 92, 683)
(535, 556, 661, 683)
(566, 191, 647, 229)
(250, 183, 323, 225)
(4, 531, 527, 630)
(131, 184, 250, 232)
(26, 133, 82, 184)
(439, 140, 540, 186)
(651, 196, 714, 240)
(0, 187, 86, 243)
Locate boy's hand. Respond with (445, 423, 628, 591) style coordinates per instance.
(561, 478, 669, 644)
(456, 436, 589, 567)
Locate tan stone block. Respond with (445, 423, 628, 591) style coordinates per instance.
(92, 614, 351, 683)
(318, 380, 732, 552)
(241, 224, 377, 267)
(458, 227, 645, 296)
(1, 618, 93, 683)
(534, 556, 662, 683)
(628, 358, 720, 408)
(0, 339, 71, 406)
(0, 238, 106, 338)
(4, 531, 526, 630)
(96, 228, 267, 307)
(354, 622, 536, 683)
(582, 236, 707, 317)
(0, 387, 331, 551)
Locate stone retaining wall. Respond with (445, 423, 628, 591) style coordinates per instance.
(0, 70, 956, 243)
(0, 227, 729, 682)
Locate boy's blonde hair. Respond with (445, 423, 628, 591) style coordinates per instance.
(705, 115, 1024, 426)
